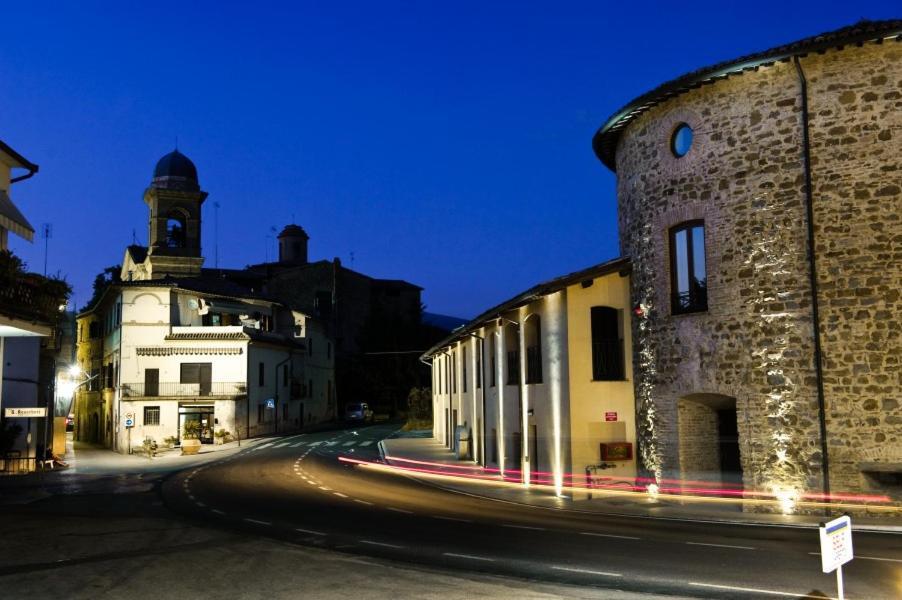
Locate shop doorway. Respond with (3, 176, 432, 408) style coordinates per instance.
(677, 393, 742, 487)
(179, 406, 214, 444)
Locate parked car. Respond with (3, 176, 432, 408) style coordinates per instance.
(65, 415, 75, 432)
(344, 402, 374, 423)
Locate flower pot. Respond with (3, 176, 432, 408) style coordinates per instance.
(181, 438, 202, 455)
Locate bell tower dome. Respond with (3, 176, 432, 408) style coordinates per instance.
(143, 149, 208, 279)
(278, 224, 309, 264)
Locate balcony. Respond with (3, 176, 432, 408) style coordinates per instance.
(0, 250, 70, 334)
(120, 382, 247, 398)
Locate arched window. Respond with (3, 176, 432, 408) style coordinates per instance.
(591, 307, 624, 380)
(505, 322, 520, 385)
(165, 214, 186, 248)
(525, 315, 542, 384)
(670, 221, 707, 314)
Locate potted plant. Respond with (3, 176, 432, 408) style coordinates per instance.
(181, 421, 202, 455)
(162, 435, 179, 449)
(213, 429, 230, 445)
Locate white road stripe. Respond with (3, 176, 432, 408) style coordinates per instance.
(443, 552, 494, 562)
(551, 566, 622, 577)
(212, 509, 226, 515)
(360, 540, 404, 549)
(434, 516, 471, 523)
(256, 443, 275, 450)
(688, 582, 832, 598)
(387, 507, 413, 514)
(502, 524, 545, 531)
(290, 442, 305, 447)
(309, 441, 322, 447)
(809, 552, 901, 563)
(325, 441, 338, 446)
(354, 499, 373, 506)
(334, 492, 348, 498)
(686, 542, 754, 550)
(342, 441, 356, 447)
(579, 532, 640, 540)
(244, 518, 271, 526)
(273, 442, 290, 448)
(319, 486, 331, 491)
(196, 502, 206, 508)
(296, 528, 326, 536)
(360, 441, 374, 447)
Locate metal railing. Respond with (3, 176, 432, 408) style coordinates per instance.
(592, 340, 625, 381)
(121, 382, 247, 398)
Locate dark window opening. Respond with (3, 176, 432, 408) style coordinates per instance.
(180, 363, 212, 395)
(525, 316, 542, 385)
(258, 362, 265, 387)
(591, 307, 625, 380)
(165, 216, 186, 248)
(670, 221, 707, 314)
(462, 347, 468, 393)
(144, 406, 160, 426)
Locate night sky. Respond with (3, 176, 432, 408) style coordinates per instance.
(2, 2, 897, 317)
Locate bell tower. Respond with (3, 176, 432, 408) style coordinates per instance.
(143, 149, 207, 279)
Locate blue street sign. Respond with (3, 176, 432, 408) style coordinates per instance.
(265, 399, 275, 409)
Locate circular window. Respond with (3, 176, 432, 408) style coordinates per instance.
(670, 123, 693, 157)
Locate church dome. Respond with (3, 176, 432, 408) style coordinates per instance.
(278, 224, 309, 239)
(152, 149, 199, 191)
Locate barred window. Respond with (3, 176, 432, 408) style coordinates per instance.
(144, 406, 160, 426)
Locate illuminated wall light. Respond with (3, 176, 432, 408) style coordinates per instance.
(772, 486, 800, 515)
(496, 330, 505, 479)
(546, 292, 564, 497)
(519, 307, 530, 488)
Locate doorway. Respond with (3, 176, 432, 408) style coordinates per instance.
(677, 393, 742, 487)
(179, 406, 214, 444)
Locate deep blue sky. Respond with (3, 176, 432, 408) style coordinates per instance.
(2, 2, 897, 317)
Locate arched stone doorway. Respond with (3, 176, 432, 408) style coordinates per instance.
(677, 393, 742, 487)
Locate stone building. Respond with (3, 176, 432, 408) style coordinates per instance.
(423, 258, 636, 495)
(592, 20, 901, 502)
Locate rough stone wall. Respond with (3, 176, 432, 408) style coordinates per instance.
(805, 42, 902, 494)
(615, 40, 900, 500)
(677, 399, 720, 479)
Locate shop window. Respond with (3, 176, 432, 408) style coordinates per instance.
(670, 221, 708, 314)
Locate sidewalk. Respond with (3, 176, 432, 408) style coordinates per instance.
(380, 434, 902, 533)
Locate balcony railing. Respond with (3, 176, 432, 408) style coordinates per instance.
(592, 340, 625, 381)
(0, 252, 70, 326)
(121, 382, 247, 398)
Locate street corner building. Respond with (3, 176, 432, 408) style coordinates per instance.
(0, 139, 71, 472)
(74, 151, 336, 453)
(592, 20, 901, 504)
(423, 258, 637, 495)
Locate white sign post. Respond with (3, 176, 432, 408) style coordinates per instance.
(4, 407, 48, 418)
(819, 515, 853, 600)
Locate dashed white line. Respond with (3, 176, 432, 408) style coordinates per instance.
(360, 540, 404, 549)
(319, 486, 331, 491)
(688, 582, 826, 598)
(273, 442, 290, 448)
(243, 518, 271, 526)
(342, 441, 356, 447)
(256, 442, 275, 450)
(433, 516, 471, 523)
(387, 507, 413, 514)
(196, 502, 206, 508)
(334, 492, 349, 498)
(360, 441, 374, 447)
(551, 566, 622, 577)
(809, 552, 901, 563)
(502, 524, 545, 531)
(296, 527, 326, 536)
(579, 532, 641, 540)
(354, 499, 373, 506)
(309, 442, 322, 447)
(290, 442, 305, 447)
(212, 509, 226, 516)
(686, 542, 755, 550)
(443, 552, 494, 562)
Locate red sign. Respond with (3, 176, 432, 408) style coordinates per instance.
(605, 411, 618, 422)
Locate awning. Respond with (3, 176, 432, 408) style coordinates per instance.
(0, 189, 34, 242)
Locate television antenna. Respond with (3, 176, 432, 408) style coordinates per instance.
(41, 223, 52, 275)
(214, 201, 221, 268)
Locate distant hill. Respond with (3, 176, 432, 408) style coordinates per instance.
(422, 312, 468, 332)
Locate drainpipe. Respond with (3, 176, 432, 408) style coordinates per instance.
(794, 56, 830, 498)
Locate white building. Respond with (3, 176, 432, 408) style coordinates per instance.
(423, 259, 637, 495)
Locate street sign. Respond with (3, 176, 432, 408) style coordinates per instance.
(604, 411, 618, 422)
(4, 407, 47, 418)
(125, 417, 134, 428)
(819, 515, 853, 573)
(819, 515, 853, 600)
(265, 399, 275, 409)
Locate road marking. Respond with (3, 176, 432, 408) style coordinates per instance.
(244, 518, 271, 526)
(307, 481, 317, 485)
(290, 442, 305, 447)
(551, 566, 622, 577)
(325, 441, 338, 446)
(296, 527, 326, 536)
(433, 516, 471, 523)
(212, 509, 226, 515)
(187, 495, 195, 501)
(334, 492, 348, 498)
(256, 443, 275, 450)
(354, 499, 373, 506)
(579, 532, 640, 540)
(309, 442, 322, 447)
(387, 507, 413, 514)
(319, 486, 331, 491)
(360, 540, 404, 549)
(688, 582, 830, 598)
(360, 441, 374, 447)
(809, 552, 901, 563)
(273, 442, 290, 448)
(343, 441, 356, 447)
(502, 524, 545, 531)
(196, 502, 206, 508)
(686, 542, 754, 550)
(443, 552, 494, 562)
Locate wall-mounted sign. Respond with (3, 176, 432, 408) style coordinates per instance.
(604, 411, 618, 422)
(4, 407, 47, 418)
(265, 398, 275, 409)
(600, 442, 633, 461)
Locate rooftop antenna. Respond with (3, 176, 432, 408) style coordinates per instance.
(132, 228, 137, 245)
(214, 201, 220, 268)
(41, 223, 52, 275)
(350, 251, 355, 266)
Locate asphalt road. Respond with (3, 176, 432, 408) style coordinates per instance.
(163, 424, 902, 599)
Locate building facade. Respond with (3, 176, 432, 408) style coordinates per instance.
(424, 259, 636, 495)
(593, 20, 901, 501)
